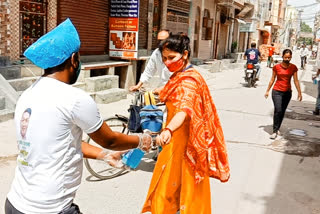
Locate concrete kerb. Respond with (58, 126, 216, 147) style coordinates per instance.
(8, 76, 39, 92)
(95, 88, 128, 104)
(0, 74, 18, 109)
(85, 75, 119, 92)
(0, 96, 5, 110)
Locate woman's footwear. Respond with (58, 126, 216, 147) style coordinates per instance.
(270, 132, 277, 139)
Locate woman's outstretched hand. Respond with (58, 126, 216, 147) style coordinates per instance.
(298, 93, 302, 102)
(156, 129, 172, 146)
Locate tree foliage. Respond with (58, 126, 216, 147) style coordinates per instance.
(300, 22, 312, 33)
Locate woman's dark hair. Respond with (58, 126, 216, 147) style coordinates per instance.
(282, 49, 292, 56)
(159, 34, 191, 58)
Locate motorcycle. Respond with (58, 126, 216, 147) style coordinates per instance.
(245, 63, 257, 88)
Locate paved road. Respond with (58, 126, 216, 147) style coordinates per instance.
(0, 52, 319, 214)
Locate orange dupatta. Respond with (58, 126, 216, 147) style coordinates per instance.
(160, 67, 230, 183)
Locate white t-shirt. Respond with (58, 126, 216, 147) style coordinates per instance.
(300, 48, 309, 57)
(7, 77, 103, 213)
(139, 48, 172, 86)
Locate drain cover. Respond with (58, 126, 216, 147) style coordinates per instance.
(289, 129, 306, 136)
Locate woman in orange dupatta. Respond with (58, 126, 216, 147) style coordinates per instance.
(141, 34, 230, 214)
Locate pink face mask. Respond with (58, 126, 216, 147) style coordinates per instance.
(164, 56, 185, 73)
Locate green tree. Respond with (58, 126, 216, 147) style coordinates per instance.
(300, 22, 312, 33)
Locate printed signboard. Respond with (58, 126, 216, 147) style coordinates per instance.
(240, 22, 256, 33)
(109, 0, 139, 59)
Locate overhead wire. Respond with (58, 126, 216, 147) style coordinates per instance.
(292, 3, 319, 8)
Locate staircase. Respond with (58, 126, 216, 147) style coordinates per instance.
(0, 56, 18, 122)
(0, 95, 14, 122)
(76, 75, 127, 104)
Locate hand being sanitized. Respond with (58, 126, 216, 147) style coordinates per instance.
(121, 131, 153, 169)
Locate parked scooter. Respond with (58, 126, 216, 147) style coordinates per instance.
(271, 54, 282, 67)
(244, 63, 257, 88)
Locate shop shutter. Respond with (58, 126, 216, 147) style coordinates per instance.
(57, 0, 109, 55)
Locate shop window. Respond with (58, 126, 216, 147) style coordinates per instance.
(202, 9, 213, 40)
(269, 1, 272, 11)
(19, 0, 47, 56)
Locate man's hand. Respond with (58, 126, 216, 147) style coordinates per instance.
(97, 150, 128, 168)
(129, 85, 140, 92)
(264, 91, 269, 99)
(129, 82, 143, 92)
(138, 133, 152, 152)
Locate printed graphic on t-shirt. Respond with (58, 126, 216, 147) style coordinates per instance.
(249, 50, 256, 60)
(17, 140, 31, 166)
(18, 108, 32, 166)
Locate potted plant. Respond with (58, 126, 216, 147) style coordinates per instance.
(231, 41, 238, 53)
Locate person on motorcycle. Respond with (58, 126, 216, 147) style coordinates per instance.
(130, 30, 171, 94)
(300, 44, 309, 69)
(244, 42, 261, 80)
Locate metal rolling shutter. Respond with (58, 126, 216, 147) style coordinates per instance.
(57, 0, 109, 55)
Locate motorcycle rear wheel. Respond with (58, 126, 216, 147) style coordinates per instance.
(247, 77, 253, 88)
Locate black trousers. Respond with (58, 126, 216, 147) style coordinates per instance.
(272, 89, 292, 133)
(301, 56, 306, 68)
(5, 198, 81, 214)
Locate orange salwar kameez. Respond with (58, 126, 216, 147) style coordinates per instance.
(142, 67, 230, 214)
(141, 101, 211, 214)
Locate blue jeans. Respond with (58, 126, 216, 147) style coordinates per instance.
(255, 63, 261, 78)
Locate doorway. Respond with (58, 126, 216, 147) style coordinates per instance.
(193, 6, 201, 57)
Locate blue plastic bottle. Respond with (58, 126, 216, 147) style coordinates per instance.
(313, 79, 318, 85)
(121, 148, 145, 169)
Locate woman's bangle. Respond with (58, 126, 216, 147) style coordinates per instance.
(163, 127, 173, 136)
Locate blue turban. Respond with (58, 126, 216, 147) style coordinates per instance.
(24, 18, 80, 69)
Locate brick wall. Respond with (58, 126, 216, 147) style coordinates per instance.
(47, 0, 57, 32)
(0, 0, 10, 56)
(139, 0, 148, 50)
(3, 0, 57, 60)
(8, 0, 19, 60)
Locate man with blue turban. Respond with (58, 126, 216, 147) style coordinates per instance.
(5, 18, 151, 214)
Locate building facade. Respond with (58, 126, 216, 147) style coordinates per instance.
(281, 5, 299, 48)
(1, 0, 288, 62)
(1, 0, 151, 61)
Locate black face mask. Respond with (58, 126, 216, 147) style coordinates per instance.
(69, 60, 81, 85)
(283, 60, 290, 64)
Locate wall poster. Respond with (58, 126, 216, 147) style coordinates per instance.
(109, 0, 139, 59)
